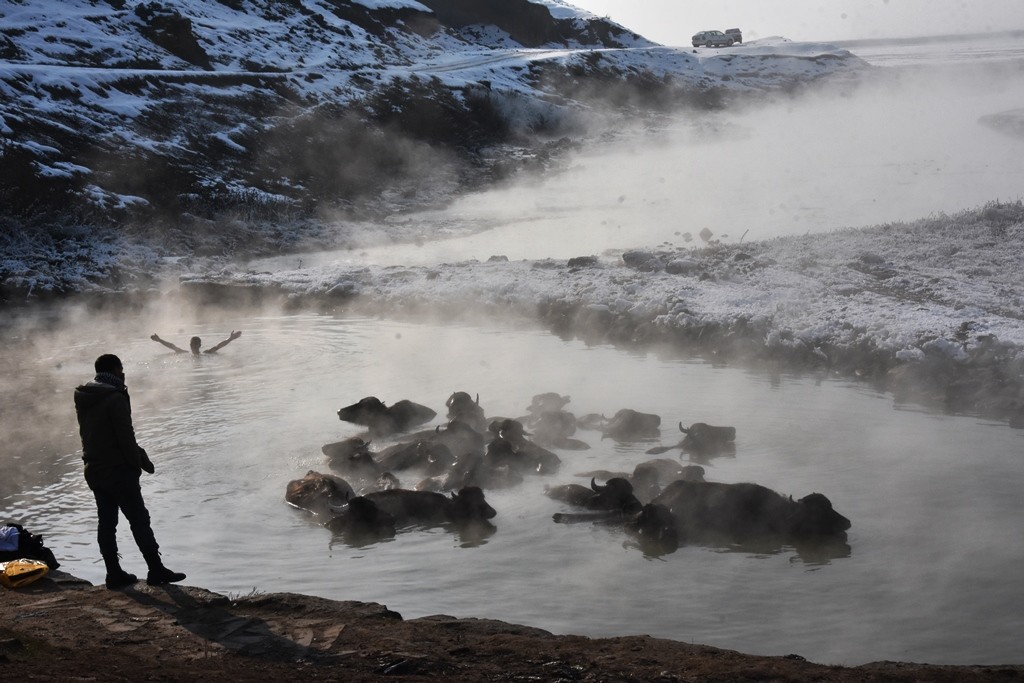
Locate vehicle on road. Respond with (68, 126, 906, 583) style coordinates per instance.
(692, 30, 735, 48)
(724, 28, 743, 44)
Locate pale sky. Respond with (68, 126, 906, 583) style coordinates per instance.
(565, 0, 1024, 44)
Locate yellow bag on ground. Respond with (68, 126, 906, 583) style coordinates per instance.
(0, 558, 50, 589)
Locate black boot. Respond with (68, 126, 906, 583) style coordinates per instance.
(102, 554, 138, 590)
(144, 551, 186, 586)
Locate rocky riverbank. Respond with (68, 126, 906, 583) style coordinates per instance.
(2, 570, 1021, 682)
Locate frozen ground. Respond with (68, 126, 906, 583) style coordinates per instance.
(159, 200, 1024, 424)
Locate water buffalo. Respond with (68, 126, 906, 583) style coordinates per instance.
(576, 461, 705, 502)
(374, 440, 456, 476)
(415, 451, 524, 492)
(322, 437, 378, 478)
(545, 477, 642, 514)
(592, 409, 661, 441)
(323, 495, 396, 545)
(445, 391, 487, 432)
(647, 422, 737, 459)
(285, 471, 356, 518)
(526, 392, 572, 415)
(402, 419, 487, 460)
(364, 486, 497, 528)
(486, 419, 561, 475)
(337, 396, 437, 437)
(630, 460, 706, 500)
(651, 480, 851, 546)
(518, 394, 589, 450)
(627, 503, 679, 551)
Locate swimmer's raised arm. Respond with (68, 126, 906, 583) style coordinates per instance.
(150, 333, 187, 354)
(204, 330, 241, 354)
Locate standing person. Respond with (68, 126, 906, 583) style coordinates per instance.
(74, 353, 186, 589)
(150, 330, 241, 355)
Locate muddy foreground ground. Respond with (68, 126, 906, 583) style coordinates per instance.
(1, 571, 1021, 682)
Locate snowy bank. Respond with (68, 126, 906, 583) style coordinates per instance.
(169, 201, 1024, 424)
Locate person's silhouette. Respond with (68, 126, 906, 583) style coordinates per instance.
(151, 331, 241, 355)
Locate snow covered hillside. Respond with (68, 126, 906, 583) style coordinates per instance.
(0, 0, 865, 230)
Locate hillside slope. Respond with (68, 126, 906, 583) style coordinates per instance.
(0, 0, 866, 235)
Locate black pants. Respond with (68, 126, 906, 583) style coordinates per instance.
(85, 467, 160, 561)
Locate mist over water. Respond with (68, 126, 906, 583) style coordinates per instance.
(4, 35, 1024, 669)
(251, 34, 1024, 270)
(2, 302, 1023, 666)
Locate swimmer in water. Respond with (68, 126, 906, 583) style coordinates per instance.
(150, 331, 241, 355)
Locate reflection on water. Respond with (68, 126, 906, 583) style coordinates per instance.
(2, 303, 1023, 666)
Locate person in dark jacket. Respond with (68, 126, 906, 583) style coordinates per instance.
(150, 330, 241, 355)
(74, 353, 186, 589)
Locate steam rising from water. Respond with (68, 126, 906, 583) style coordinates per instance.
(3, 301, 1024, 667)
(254, 47, 1024, 270)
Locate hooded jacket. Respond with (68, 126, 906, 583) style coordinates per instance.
(74, 378, 144, 476)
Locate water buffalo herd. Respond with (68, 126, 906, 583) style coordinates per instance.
(287, 392, 852, 558)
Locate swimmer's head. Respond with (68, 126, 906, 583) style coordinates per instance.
(189, 336, 202, 354)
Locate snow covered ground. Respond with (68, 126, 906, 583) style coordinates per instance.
(192, 201, 1024, 390)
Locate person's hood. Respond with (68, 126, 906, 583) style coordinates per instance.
(74, 380, 123, 411)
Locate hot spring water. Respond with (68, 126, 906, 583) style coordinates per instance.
(3, 306, 1022, 666)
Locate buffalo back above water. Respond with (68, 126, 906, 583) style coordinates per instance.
(651, 480, 851, 544)
(600, 409, 661, 441)
(680, 422, 737, 458)
(337, 397, 437, 437)
(323, 495, 397, 544)
(364, 486, 496, 526)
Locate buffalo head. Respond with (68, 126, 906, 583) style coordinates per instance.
(450, 486, 497, 521)
(788, 492, 852, 538)
(285, 471, 355, 517)
(628, 503, 679, 555)
(589, 477, 642, 514)
(337, 396, 387, 424)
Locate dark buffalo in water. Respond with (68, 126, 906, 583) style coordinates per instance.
(445, 391, 488, 432)
(415, 450, 524, 492)
(364, 486, 497, 528)
(575, 461, 705, 503)
(647, 422, 737, 459)
(487, 419, 561, 475)
(630, 460, 705, 500)
(285, 471, 356, 518)
(551, 500, 680, 557)
(401, 419, 487, 460)
(526, 392, 572, 414)
(546, 477, 642, 515)
(337, 396, 437, 437)
(520, 393, 589, 450)
(530, 410, 589, 450)
(322, 437, 378, 478)
(323, 495, 396, 544)
(651, 480, 851, 545)
(595, 409, 661, 441)
(626, 503, 680, 555)
(374, 440, 456, 476)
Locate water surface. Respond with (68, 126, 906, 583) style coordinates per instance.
(3, 305, 1022, 666)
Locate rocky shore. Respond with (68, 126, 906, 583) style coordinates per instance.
(2, 571, 1021, 682)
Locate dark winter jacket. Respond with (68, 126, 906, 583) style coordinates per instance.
(74, 378, 145, 476)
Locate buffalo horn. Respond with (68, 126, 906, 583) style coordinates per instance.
(591, 477, 606, 492)
(679, 422, 690, 434)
